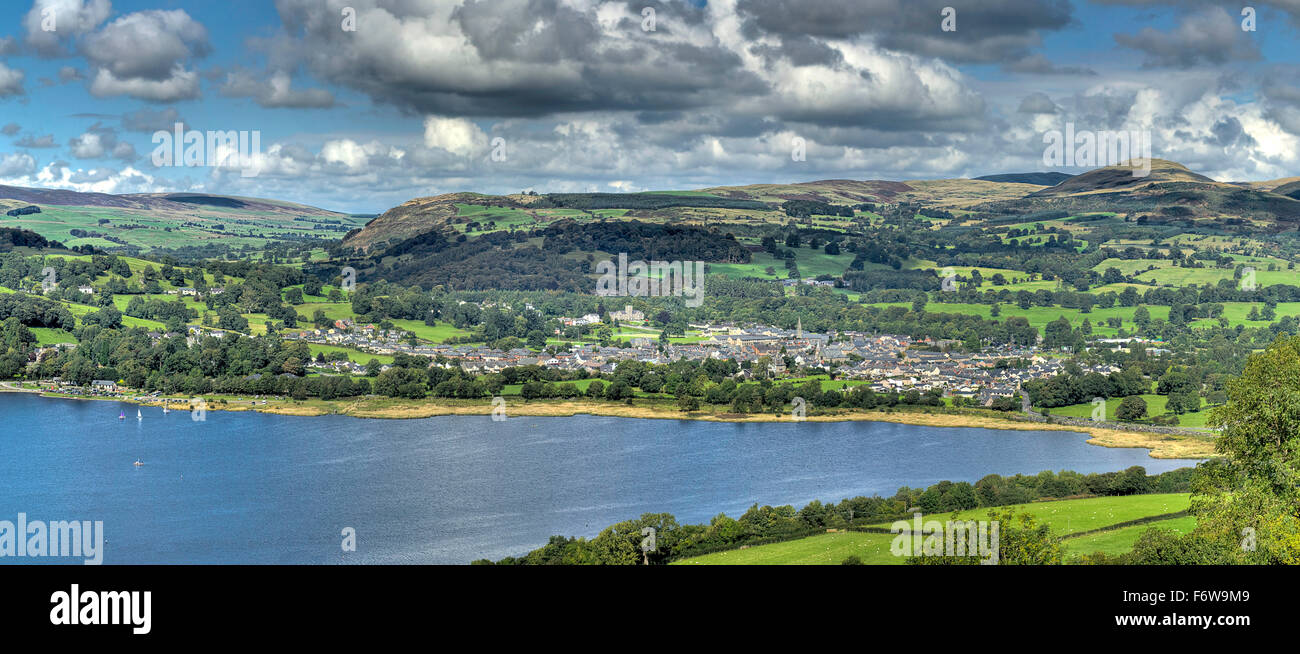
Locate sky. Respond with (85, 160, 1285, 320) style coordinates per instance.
(0, 0, 1299, 214)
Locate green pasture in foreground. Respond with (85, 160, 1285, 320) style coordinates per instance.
(674, 494, 1194, 565)
(1063, 516, 1197, 558)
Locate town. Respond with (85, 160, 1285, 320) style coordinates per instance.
(254, 306, 1123, 408)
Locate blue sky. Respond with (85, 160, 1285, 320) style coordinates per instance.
(1, 0, 1299, 214)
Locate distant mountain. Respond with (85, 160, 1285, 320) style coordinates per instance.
(951, 159, 1300, 224)
(974, 172, 1074, 186)
(0, 185, 341, 216)
(347, 160, 1300, 257)
(0, 184, 358, 253)
(1028, 159, 1214, 197)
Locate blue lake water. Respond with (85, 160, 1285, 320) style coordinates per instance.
(0, 392, 1195, 564)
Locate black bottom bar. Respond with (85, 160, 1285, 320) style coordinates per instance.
(1, 564, 1284, 643)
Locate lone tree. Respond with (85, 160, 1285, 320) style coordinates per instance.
(1116, 395, 1147, 421)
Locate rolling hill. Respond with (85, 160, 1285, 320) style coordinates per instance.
(0, 185, 364, 254)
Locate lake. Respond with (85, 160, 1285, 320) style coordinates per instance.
(0, 393, 1195, 564)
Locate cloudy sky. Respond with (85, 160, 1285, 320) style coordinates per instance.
(1, 0, 1299, 214)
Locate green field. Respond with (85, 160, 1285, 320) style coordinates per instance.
(862, 493, 1190, 534)
(388, 319, 471, 342)
(454, 204, 537, 232)
(500, 378, 601, 395)
(1040, 394, 1215, 429)
(1063, 516, 1197, 557)
(675, 494, 1193, 565)
(30, 327, 76, 345)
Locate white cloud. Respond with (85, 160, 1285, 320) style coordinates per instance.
(23, 0, 112, 55)
(89, 66, 200, 102)
(423, 116, 488, 157)
(2, 161, 162, 195)
(81, 9, 210, 81)
(68, 125, 137, 160)
(0, 152, 37, 177)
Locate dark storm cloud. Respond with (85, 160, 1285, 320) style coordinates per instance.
(749, 35, 845, 69)
(1113, 7, 1261, 67)
(735, 0, 1075, 63)
(270, 0, 762, 119)
(266, 0, 987, 133)
(1209, 117, 1251, 147)
(1260, 78, 1300, 134)
(453, 0, 601, 63)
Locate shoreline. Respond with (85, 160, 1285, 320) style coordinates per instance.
(3, 382, 1216, 460)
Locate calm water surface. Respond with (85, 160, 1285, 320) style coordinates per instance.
(0, 393, 1195, 564)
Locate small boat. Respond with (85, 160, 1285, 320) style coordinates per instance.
(133, 459, 143, 467)
(163, 406, 170, 414)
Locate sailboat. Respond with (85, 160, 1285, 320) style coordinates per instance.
(163, 405, 170, 414)
(137, 409, 142, 421)
(119, 410, 125, 420)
